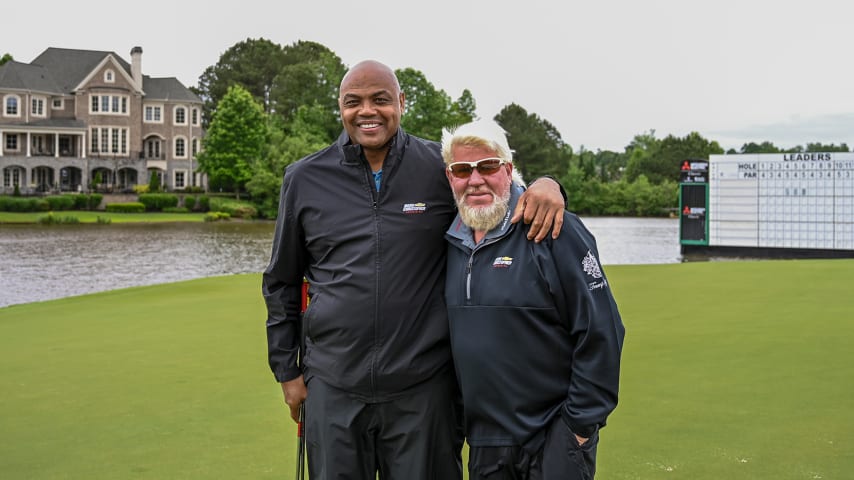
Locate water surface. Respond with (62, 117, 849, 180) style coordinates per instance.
(0, 217, 680, 308)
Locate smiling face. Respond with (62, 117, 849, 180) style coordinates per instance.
(338, 61, 405, 165)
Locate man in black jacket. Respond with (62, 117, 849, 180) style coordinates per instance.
(442, 120, 625, 480)
(262, 60, 567, 480)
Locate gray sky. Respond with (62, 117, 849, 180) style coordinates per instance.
(5, 0, 853, 152)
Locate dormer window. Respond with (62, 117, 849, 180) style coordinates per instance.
(4, 95, 20, 117)
(104, 69, 115, 83)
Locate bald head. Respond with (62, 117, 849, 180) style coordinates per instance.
(340, 60, 401, 95)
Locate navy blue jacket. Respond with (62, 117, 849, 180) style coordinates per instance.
(263, 129, 457, 400)
(445, 184, 625, 452)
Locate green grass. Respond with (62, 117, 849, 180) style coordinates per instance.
(0, 211, 209, 223)
(1, 260, 852, 479)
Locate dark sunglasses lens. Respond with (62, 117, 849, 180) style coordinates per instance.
(476, 159, 502, 174)
(450, 164, 474, 178)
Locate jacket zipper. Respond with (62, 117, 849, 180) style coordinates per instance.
(465, 236, 501, 303)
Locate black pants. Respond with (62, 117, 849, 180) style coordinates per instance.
(468, 417, 598, 480)
(303, 372, 463, 480)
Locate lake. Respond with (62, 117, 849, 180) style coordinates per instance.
(0, 217, 681, 308)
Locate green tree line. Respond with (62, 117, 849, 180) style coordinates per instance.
(182, 39, 850, 219)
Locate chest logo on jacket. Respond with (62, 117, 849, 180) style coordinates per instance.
(402, 203, 427, 214)
(492, 256, 513, 268)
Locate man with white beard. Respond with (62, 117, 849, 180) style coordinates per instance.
(442, 120, 625, 480)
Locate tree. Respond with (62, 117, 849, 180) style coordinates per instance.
(195, 38, 286, 125)
(740, 141, 780, 154)
(247, 107, 331, 218)
(625, 131, 722, 184)
(197, 85, 267, 198)
(0, 53, 13, 66)
(494, 103, 573, 182)
(397, 68, 474, 141)
(654, 132, 723, 184)
(269, 41, 347, 140)
(805, 142, 849, 152)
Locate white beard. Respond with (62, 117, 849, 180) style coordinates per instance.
(456, 187, 512, 232)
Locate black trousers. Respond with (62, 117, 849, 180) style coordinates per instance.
(303, 372, 464, 480)
(468, 417, 598, 480)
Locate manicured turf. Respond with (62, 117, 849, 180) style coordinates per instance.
(0, 211, 209, 223)
(1, 260, 852, 479)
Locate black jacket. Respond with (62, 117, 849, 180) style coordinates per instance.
(263, 129, 457, 400)
(445, 185, 625, 452)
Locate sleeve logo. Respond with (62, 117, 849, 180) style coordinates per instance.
(582, 250, 609, 291)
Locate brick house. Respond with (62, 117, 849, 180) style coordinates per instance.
(0, 46, 205, 194)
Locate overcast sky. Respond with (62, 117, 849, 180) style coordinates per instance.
(4, 0, 854, 152)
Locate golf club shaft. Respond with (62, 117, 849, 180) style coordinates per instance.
(296, 403, 305, 480)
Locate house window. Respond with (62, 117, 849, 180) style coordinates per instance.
(191, 138, 199, 157)
(144, 105, 163, 123)
(91, 128, 99, 152)
(5, 134, 19, 151)
(4, 95, 20, 116)
(4, 167, 23, 187)
(175, 137, 186, 158)
(100, 128, 109, 153)
(191, 108, 199, 125)
(104, 70, 115, 83)
(52, 98, 64, 110)
(174, 106, 186, 125)
(91, 127, 128, 155)
(111, 128, 120, 153)
(31, 97, 46, 117)
(90, 94, 129, 115)
(146, 139, 161, 159)
(174, 170, 186, 189)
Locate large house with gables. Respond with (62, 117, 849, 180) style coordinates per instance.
(0, 46, 205, 194)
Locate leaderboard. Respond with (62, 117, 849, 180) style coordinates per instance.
(708, 152, 854, 251)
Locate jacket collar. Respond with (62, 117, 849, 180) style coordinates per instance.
(338, 128, 406, 167)
(446, 183, 524, 249)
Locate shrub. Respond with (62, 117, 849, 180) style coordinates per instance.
(105, 202, 146, 213)
(148, 173, 161, 193)
(183, 196, 197, 211)
(13, 184, 20, 196)
(96, 216, 112, 224)
(133, 184, 150, 194)
(204, 211, 231, 222)
(37, 212, 80, 224)
(87, 194, 103, 210)
(70, 194, 89, 210)
(138, 193, 179, 211)
(0, 196, 49, 212)
(208, 197, 258, 219)
(163, 207, 189, 213)
(197, 196, 210, 212)
(45, 195, 76, 211)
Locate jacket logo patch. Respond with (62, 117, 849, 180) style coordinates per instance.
(582, 250, 603, 279)
(402, 203, 427, 214)
(582, 250, 608, 291)
(492, 256, 513, 268)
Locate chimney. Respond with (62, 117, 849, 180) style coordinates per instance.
(130, 46, 143, 90)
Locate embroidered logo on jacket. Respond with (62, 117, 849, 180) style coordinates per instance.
(402, 203, 427, 214)
(492, 256, 513, 268)
(582, 250, 608, 291)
